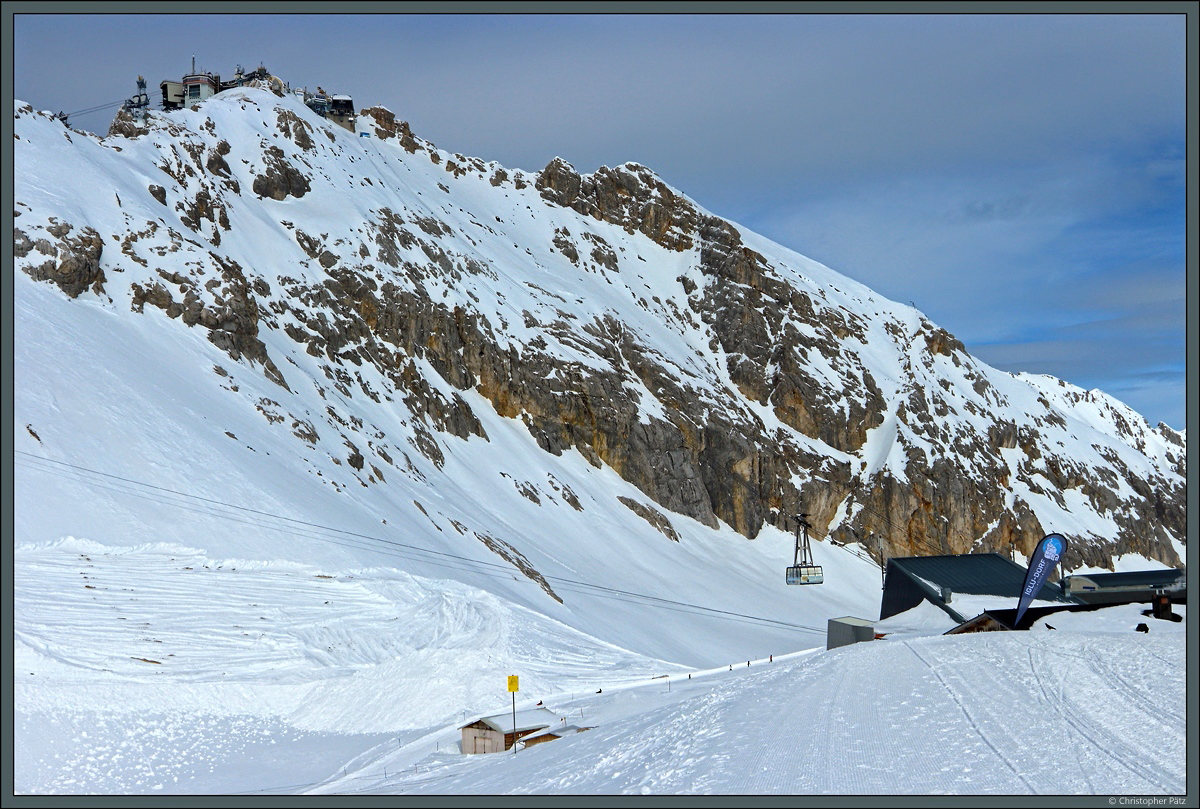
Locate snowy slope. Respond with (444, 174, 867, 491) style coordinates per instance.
(13, 90, 1185, 567)
(15, 545, 1187, 797)
(14, 536, 1187, 795)
(11, 86, 1189, 796)
(368, 619, 1186, 796)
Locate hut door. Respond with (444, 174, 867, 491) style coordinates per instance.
(474, 736, 487, 754)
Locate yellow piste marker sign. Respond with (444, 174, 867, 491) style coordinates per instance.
(507, 675, 520, 754)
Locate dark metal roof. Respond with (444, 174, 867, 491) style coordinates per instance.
(889, 553, 1071, 600)
(880, 552, 1075, 622)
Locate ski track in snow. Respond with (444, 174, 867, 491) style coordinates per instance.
(13, 538, 689, 794)
(358, 630, 1185, 796)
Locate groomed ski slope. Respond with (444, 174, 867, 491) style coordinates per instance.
(14, 537, 1187, 795)
(335, 611, 1186, 796)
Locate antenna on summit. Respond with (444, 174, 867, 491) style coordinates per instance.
(122, 75, 149, 115)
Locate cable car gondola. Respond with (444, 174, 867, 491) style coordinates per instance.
(786, 512, 823, 585)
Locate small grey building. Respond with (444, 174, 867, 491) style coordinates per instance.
(460, 707, 559, 754)
(1061, 568, 1185, 605)
(827, 616, 877, 650)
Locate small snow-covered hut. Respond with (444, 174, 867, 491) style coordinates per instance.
(460, 707, 559, 754)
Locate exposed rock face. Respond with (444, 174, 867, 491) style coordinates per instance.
(527, 157, 1183, 566)
(15, 222, 106, 298)
(12, 93, 1185, 575)
(106, 107, 152, 139)
(618, 496, 681, 542)
(537, 159, 697, 251)
(275, 109, 314, 152)
(128, 252, 289, 391)
(253, 146, 310, 200)
(525, 160, 880, 537)
(360, 106, 421, 153)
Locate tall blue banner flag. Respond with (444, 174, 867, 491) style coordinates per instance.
(1014, 533, 1068, 627)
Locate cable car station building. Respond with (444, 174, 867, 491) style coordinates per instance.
(880, 552, 1186, 632)
(153, 60, 357, 133)
(879, 553, 1075, 624)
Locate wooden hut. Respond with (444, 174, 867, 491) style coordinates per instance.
(460, 707, 559, 754)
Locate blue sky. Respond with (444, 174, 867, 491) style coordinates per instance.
(9, 11, 1188, 428)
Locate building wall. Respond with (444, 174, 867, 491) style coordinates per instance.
(827, 617, 875, 650)
(879, 563, 929, 620)
(523, 733, 562, 748)
(182, 75, 218, 105)
(160, 81, 184, 110)
(328, 112, 355, 133)
(461, 726, 506, 754)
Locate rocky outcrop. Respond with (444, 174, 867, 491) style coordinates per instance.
(15, 222, 106, 298)
(275, 109, 314, 151)
(618, 496, 681, 542)
(473, 530, 561, 603)
(106, 107, 152, 139)
(360, 106, 421, 153)
(537, 159, 698, 252)
(129, 252, 289, 391)
(253, 146, 310, 200)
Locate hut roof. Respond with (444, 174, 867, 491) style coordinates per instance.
(463, 707, 559, 734)
(521, 723, 593, 743)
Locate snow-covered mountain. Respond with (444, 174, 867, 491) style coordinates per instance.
(15, 87, 1185, 569)
(11, 85, 1187, 795)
